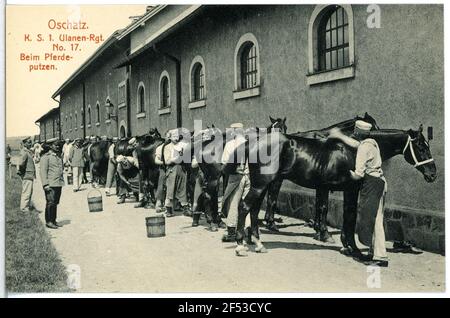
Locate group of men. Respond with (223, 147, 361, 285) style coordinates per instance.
(16, 119, 402, 266)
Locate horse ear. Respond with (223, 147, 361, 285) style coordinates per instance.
(364, 112, 369, 118)
(283, 117, 286, 123)
(212, 124, 215, 128)
(419, 124, 423, 133)
(269, 116, 275, 123)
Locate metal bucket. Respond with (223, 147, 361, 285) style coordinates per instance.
(145, 216, 165, 238)
(87, 189, 103, 212)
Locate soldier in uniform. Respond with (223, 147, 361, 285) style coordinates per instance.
(17, 136, 37, 212)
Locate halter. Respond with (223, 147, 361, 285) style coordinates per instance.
(402, 136, 434, 168)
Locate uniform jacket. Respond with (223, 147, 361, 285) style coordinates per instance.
(17, 148, 36, 180)
(68, 145, 85, 167)
(40, 151, 65, 187)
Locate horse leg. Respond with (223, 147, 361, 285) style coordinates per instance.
(264, 179, 282, 232)
(235, 186, 265, 256)
(342, 187, 362, 257)
(251, 189, 269, 253)
(314, 188, 335, 243)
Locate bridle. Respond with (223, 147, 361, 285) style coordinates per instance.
(402, 136, 434, 168)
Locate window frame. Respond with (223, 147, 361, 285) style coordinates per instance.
(233, 33, 261, 100)
(307, 4, 355, 86)
(189, 56, 207, 109)
(137, 82, 146, 117)
(87, 105, 92, 127)
(95, 102, 100, 125)
(118, 80, 127, 109)
(318, 6, 349, 72)
(158, 70, 171, 115)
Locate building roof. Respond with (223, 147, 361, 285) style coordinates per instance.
(114, 5, 203, 68)
(51, 6, 156, 99)
(35, 107, 59, 124)
(116, 5, 167, 41)
(51, 31, 122, 99)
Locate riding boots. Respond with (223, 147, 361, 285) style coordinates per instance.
(192, 212, 201, 227)
(165, 206, 174, 217)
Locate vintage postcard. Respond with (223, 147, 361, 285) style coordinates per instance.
(3, 1, 446, 298)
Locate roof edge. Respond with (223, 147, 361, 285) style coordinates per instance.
(116, 5, 167, 40)
(51, 31, 122, 99)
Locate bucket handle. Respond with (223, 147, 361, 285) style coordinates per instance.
(87, 188, 102, 198)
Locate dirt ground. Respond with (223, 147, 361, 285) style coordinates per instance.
(30, 178, 445, 293)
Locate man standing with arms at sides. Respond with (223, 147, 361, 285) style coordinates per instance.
(105, 137, 119, 196)
(40, 140, 65, 229)
(17, 137, 37, 212)
(328, 120, 389, 267)
(68, 138, 85, 192)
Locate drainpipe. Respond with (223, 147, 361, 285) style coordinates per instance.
(51, 95, 61, 140)
(126, 65, 132, 137)
(152, 44, 182, 128)
(82, 82, 86, 139)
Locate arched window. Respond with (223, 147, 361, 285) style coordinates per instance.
(240, 43, 257, 89)
(87, 106, 91, 125)
(69, 114, 72, 130)
(74, 111, 77, 130)
(193, 63, 204, 101)
(80, 108, 84, 127)
(159, 71, 170, 109)
(318, 5, 349, 71)
(307, 5, 355, 85)
(234, 33, 261, 98)
(96, 102, 100, 123)
(137, 83, 146, 114)
(65, 115, 68, 132)
(105, 98, 111, 121)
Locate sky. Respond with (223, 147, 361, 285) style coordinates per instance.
(6, 5, 148, 137)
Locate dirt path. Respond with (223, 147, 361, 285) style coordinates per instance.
(31, 180, 445, 293)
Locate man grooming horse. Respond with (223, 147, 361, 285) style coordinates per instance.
(329, 120, 389, 267)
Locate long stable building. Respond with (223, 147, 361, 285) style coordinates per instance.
(37, 5, 444, 250)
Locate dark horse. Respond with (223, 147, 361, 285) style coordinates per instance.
(190, 117, 288, 229)
(263, 113, 379, 235)
(113, 129, 165, 207)
(235, 124, 437, 256)
(89, 140, 111, 186)
(134, 128, 165, 207)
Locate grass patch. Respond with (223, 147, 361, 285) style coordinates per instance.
(5, 171, 71, 293)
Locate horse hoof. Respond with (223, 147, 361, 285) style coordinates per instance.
(255, 246, 268, 253)
(265, 223, 279, 232)
(323, 236, 336, 244)
(235, 246, 248, 257)
(340, 247, 352, 256)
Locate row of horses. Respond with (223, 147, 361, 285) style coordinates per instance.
(48, 113, 437, 257)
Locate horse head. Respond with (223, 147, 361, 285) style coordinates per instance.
(362, 112, 380, 130)
(148, 127, 161, 139)
(404, 124, 437, 183)
(269, 116, 288, 133)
